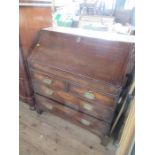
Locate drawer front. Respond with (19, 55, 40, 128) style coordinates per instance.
(33, 82, 114, 122)
(35, 94, 110, 137)
(69, 84, 116, 108)
(29, 62, 120, 96)
(30, 69, 116, 108)
(34, 82, 81, 110)
(30, 70, 66, 91)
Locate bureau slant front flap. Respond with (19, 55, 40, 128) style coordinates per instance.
(29, 27, 134, 87)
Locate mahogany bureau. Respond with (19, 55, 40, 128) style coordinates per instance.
(28, 27, 135, 145)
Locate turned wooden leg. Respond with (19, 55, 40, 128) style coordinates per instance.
(100, 135, 109, 146)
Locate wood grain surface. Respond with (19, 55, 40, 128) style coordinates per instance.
(20, 102, 116, 155)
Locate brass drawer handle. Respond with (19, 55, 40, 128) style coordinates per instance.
(43, 77, 53, 85)
(82, 102, 93, 111)
(84, 91, 95, 100)
(45, 88, 54, 95)
(80, 119, 90, 126)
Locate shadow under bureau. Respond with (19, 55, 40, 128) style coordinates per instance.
(28, 27, 135, 145)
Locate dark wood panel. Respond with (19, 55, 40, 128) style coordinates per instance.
(28, 27, 135, 144)
(30, 69, 116, 107)
(19, 3, 52, 105)
(30, 69, 66, 90)
(29, 58, 120, 96)
(69, 84, 116, 108)
(19, 6, 52, 59)
(33, 80, 114, 109)
(29, 69, 116, 122)
(19, 48, 34, 105)
(29, 28, 134, 86)
(33, 81, 114, 122)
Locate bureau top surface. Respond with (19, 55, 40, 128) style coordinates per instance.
(29, 27, 134, 87)
(43, 27, 135, 43)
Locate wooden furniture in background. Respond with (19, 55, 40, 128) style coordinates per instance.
(19, 0, 52, 107)
(28, 27, 135, 145)
(19, 47, 34, 105)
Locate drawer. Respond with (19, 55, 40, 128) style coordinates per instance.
(29, 62, 120, 96)
(34, 82, 81, 110)
(69, 84, 116, 108)
(30, 70, 67, 91)
(35, 94, 110, 137)
(30, 69, 116, 108)
(33, 82, 114, 122)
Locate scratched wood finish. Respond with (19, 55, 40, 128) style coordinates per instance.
(28, 27, 135, 143)
(30, 69, 115, 122)
(29, 28, 134, 87)
(29, 62, 119, 95)
(35, 94, 110, 137)
(69, 84, 116, 107)
(30, 69, 66, 90)
(31, 72, 116, 108)
(34, 83, 114, 122)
